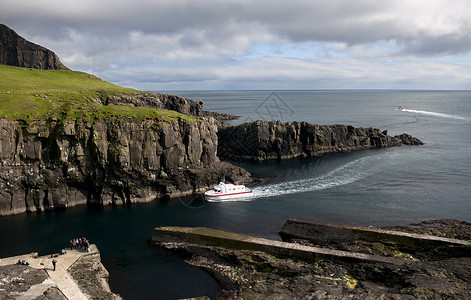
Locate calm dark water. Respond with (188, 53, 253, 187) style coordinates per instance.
(1, 90, 471, 299)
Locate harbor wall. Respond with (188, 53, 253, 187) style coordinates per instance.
(151, 226, 404, 265)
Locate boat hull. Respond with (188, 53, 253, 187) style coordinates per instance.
(205, 191, 253, 202)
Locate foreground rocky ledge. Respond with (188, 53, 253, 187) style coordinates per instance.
(0, 245, 120, 299)
(152, 219, 471, 299)
(218, 120, 423, 161)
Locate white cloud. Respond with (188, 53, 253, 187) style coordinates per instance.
(1, 0, 471, 89)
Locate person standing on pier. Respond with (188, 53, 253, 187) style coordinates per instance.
(52, 259, 57, 271)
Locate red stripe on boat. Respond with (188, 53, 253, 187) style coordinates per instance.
(205, 191, 252, 197)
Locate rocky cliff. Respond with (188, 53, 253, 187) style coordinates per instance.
(108, 92, 204, 116)
(0, 117, 249, 216)
(218, 120, 423, 161)
(109, 91, 238, 123)
(0, 24, 68, 70)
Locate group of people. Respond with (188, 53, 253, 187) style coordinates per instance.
(16, 259, 29, 266)
(69, 237, 90, 252)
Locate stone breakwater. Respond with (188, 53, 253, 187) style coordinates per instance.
(0, 117, 249, 216)
(218, 120, 423, 161)
(152, 220, 471, 299)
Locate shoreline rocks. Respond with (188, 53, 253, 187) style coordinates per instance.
(218, 120, 423, 161)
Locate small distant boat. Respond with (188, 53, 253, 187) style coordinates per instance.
(398, 106, 405, 111)
(204, 181, 253, 202)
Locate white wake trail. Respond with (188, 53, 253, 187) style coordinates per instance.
(252, 155, 380, 199)
(403, 109, 468, 121)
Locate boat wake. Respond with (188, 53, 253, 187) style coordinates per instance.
(252, 154, 386, 199)
(402, 109, 468, 121)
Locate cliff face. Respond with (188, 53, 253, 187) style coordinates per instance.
(0, 24, 68, 70)
(218, 120, 423, 161)
(0, 118, 249, 216)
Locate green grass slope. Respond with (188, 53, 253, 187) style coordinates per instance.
(0, 65, 198, 123)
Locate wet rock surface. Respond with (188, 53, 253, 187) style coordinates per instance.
(155, 220, 471, 299)
(218, 120, 423, 161)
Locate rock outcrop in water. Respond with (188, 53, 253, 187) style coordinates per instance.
(0, 24, 68, 70)
(218, 120, 423, 161)
(0, 117, 249, 216)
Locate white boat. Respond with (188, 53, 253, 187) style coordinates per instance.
(204, 182, 253, 201)
(398, 106, 405, 111)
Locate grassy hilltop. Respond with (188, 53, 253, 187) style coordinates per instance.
(0, 65, 198, 123)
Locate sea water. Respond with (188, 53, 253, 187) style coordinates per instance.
(1, 90, 470, 299)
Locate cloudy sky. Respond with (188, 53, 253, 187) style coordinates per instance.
(2, 0, 471, 90)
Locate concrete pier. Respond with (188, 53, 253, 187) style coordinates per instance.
(152, 226, 406, 265)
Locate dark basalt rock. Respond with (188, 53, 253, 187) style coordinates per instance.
(0, 118, 250, 216)
(203, 110, 240, 121)
(395, 133, 424, 145)
(218, 120, 423, 161)
(0, 24, 68, 70)
(383, 219, 471, 241)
